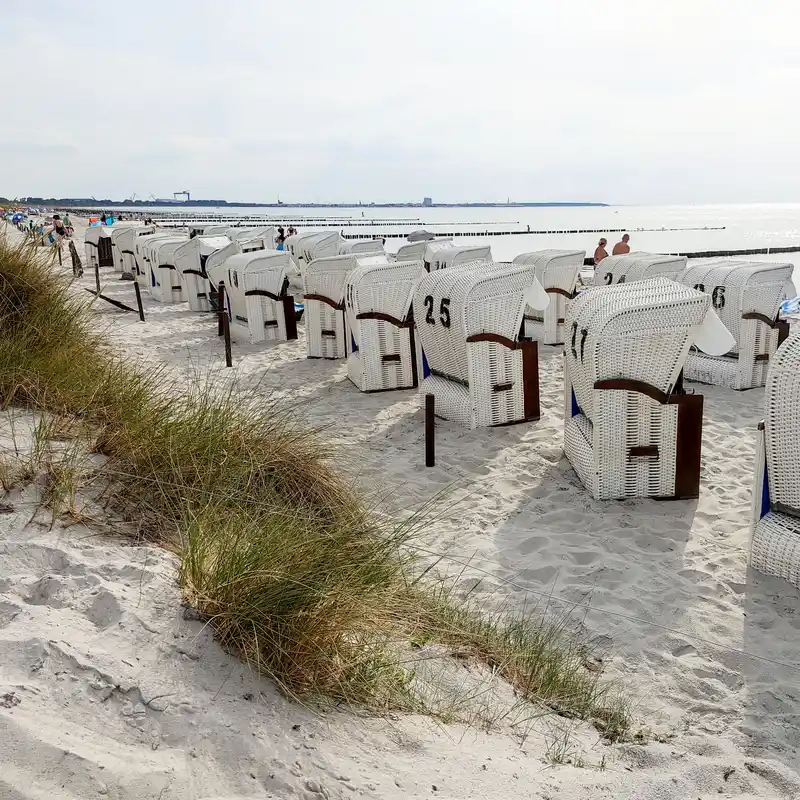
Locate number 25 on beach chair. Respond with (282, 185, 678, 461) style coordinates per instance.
(413, 261, 549, 428)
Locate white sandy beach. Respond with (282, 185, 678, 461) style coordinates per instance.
(2, 219, 800, 799)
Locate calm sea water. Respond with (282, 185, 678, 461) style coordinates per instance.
(124, 203, 800, 283)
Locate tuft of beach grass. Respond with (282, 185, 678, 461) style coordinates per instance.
(0, 230, 631, 736)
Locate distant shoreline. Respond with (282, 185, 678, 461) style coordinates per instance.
(27, 199, 609, 210)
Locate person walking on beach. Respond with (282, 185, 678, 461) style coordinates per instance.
(593, 238, 608, 266)
(612, 233, 630, 255)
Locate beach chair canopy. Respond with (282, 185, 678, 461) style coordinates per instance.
(221, 250, 291, 295)
(300, 232, 344, 263)
(346, 259, 425, 327)
(396, 239, 452, 263)
(423, 242, 491, 271)
(679, 260, 795, 353)
(339, 239, 385, 256)
(174, 235, 232, 277)
(226, 226, 277, 246)
(512, 250, 585, 282)
(146, 236, 187, 265)
(413, 260, 547, 384)
(566, 278, 733, 423)
(85, 226, 112, 245)
(596, 253, 688, 286)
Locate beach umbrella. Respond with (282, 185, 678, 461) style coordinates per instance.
(406, 229, 436, 243)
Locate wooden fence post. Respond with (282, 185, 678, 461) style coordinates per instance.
(425, 394, 435, 467)
(133, 281, 146, 322)
(217, 281, 226, 337)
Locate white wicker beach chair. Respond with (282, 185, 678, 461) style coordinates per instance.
(303, 254, 388, 359)
(107, 224, 140, 275)
(285, 231, 342, 277)
(512, 250, 586, 345)
(594, 253, 688, 287)
(344, 259, 425, 392)
(212, 250, 296, 344)
(113, 225, 155, 278)
(188, 223, 229, 238)
(144, 236, 189, 303)
(395, 239, 452, 263)
(422, 242, 492, 272)
(563, 278, 734, 500)
(678, 260, 795, 390)
(226, 226, 277, 247)
(174, 235, 234, 311)
(413, 261, 549, 428)
(750, 329, 800, 588)
(134, 232, 179, 286)
(84, 227, 115, 270)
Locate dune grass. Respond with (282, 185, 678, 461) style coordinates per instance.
(0, 231, 631, 736)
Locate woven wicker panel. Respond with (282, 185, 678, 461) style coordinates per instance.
(302, 232, 344, 265)
(339, 240, 384, 256)
(564, 415, 596, 493)
(565, 279, 709, 423)
(468, 341, 525, 427)
(419, 375, 474, 427)
(227, 227, 277, 245)
(764, 330, 800, 512)
(683, 353, 742, 389)
(751, 512, 800, 589)
(597, 253, 687, 286)
(396, 240, 452, 263)
(346, 318, 415, 392)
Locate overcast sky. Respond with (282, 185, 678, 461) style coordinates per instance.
(2, 1, 796, 205)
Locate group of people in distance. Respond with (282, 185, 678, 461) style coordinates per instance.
(275, 225, 297, 250)
(593, 233, 630, 265)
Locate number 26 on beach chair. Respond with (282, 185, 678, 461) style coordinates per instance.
(412, 261, 549, 428)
